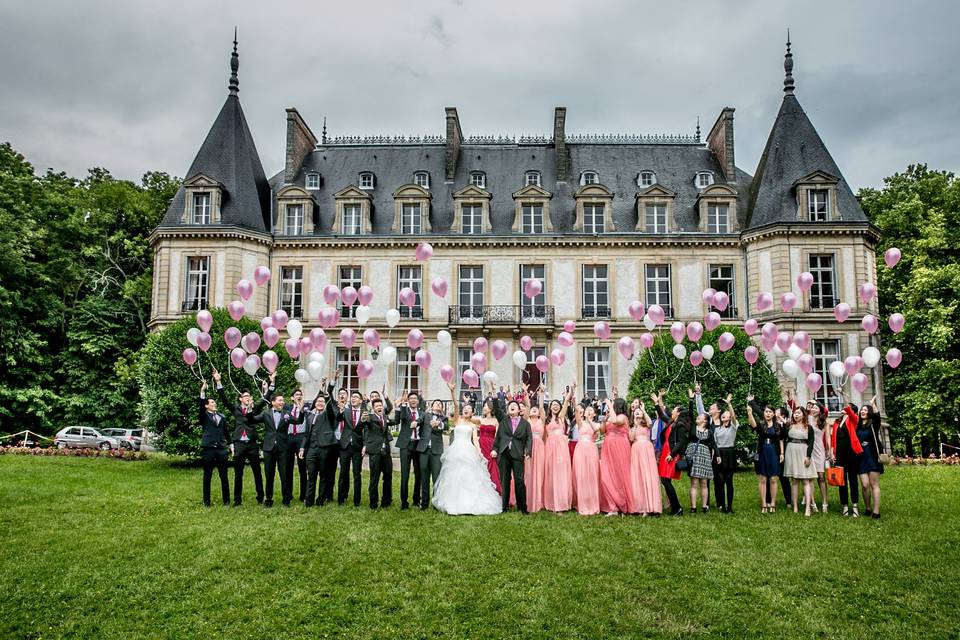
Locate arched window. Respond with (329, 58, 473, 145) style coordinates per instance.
(469, 171, 486, 189)
(695, 171, 714, 188)
(525, 170, 541, 187)
(580, 170, 599, 186)
(305, 173, 320, 190)
(413, 171, 430, 189)
(638, 171, 656, 187)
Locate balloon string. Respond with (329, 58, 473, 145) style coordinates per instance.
(225, 361, 242, 397)
(188, 362, 203, 381)
(749, 365, 754, 395)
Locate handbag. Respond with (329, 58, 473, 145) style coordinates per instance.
(874, 425, 892, 465)
(825, 463, 845, 487)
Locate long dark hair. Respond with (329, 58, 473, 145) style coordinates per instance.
(612, 398, 628, 417)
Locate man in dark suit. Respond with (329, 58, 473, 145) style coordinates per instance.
(336, 390, 366, 506)
(254, 392, 304, 507)
(213, 369, 274, 506)
(198, 381, 231, 506)
(395, 390, 423, 509)
(491, 398, 533, 513)
(284, 389, 308, 503)
(362, 397, 398, 509)
(298, 380, 338, 507)
(417, 398, 448, 510)
(324, 386, 348, 504)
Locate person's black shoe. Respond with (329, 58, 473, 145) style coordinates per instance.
(256, 498, 264, 505)
(871, 513, 881, 520)
(671, 509, 683, 516)
(419, 505, 428, 511)
(282, 502, 291, 508)
(264, 501, 273, 508)
(233, 502, 241, 507)
(401, 503, 410, 510)
(203, 501, 211, 507)
(337, 501, 345, 506)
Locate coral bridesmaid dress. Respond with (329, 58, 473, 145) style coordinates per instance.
(572, 422, 600, 515)
(525, 419, 546, 512)
(629, 425, 662, 514)
(542, 419, 573, 512)
(599, 420, 633, 514)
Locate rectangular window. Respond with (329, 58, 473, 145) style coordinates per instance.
(397, 265, 422, 319)
(708, 264, 736, 318)
(581, 265, 609, 318)
(469, 173, 486, 188)
(583, 203, 605, 234)
(306, 174, 320, 189)
(401, 203, 421, 234)
(338, 266, 362, 319)
(645, 264, 672, 318)
(813, 339, 842, 411)
(414, 173, 430, 188)
(707, 204, 729, 234)
(359, 173, 374, 189)
(522, 204, 544, 234)
(520, 265, 546, 321)
(526, 172, 541, 187)
(184, 257, 209, 311)
(456, 347, 474, 397)
(336, 347, 360, 395)
(461, 204, 483, 235)
(583, 347, 610, 400)
(808, 254, 836, 309)
(395, 347, 420, 397)
(285, 204, 304, 235)
(458, 265, 484, 321)
(808, 189, 829, 221)
(279, 266, 303, 319)
(645, 203, 667, 233)
(192, 193, 211, 224)
(525, 346, 547, 390)
(342, 204, 362, 235)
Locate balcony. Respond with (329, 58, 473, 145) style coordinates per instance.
(448, 305, 555, 326)
(580, 305, 611, 320)
(181, 299, 208, 313)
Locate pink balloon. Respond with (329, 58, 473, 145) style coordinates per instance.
(805, 372, 823, 394)
(322, 285, 340, 306)
(440, 365, 455, 383)
(796, 272, 814, 292)
(535, 355, 550, 373)
(843, 356, 861, 377)
(461, 368, 480, 388)
(473, 337, 488, 353)
(761, 322, 779, 341)
(593, 321, 611, 340)
(793, 331, 810, 351)
(861, 314, 879, 335)
(415, 242, 434, 262)
(319, 308, 338, 329)
(834, 303, 851, 323)
(363, 328, 380, 349)
(851, 373, 869, 394)
(858, 282, 877, 305)
(406, 329, 425, 350)
(262, 350, 279, 373)
(253, 266, 271, 286)
(182, 348, 197, 366)
(704, 312, 722, 332)
(224, 327, 242, 350)
(399, 287, 417, 309)
(686, 321, 704, 343)
(341, 285, 358, 307)
(491, 340, 509, 361)
(520, 335, 534, 352)
(236, 279, 254, 301)
(263, 327, 280, 348)
(195, 310, 213, 332)
(884, 247, 902, 268)
(886, 348, 903, 369)
(357, 360, 374, 380)
(242, 332, 261, 354)
(780, 292, 797, 312)
(563, 320, 576, 333)
(471, 352, 488, 374)
(357, 285, 374, 306)
(761, 336, 776, 352)
(690, 351, 703, 367)
(647, 305, 665, 325)
(225, 301, 243, 322)
(523, 278, 543, 300)
(702, 288, 716, 307)
(888, 313, 905, 333)
(259, 316, 274, 331)
(271, 309, 289, 331)
(712, 291, 729, 312)
(617, 336, 635, 360)
(798, 353, 815, 374)
(744, 346, 759, 365)
(628, 301, 645, 322)
(415, 349, 432, 369)
(309, 328, 326, 351)
(639, 333, 654, 349)
(340, 329, 357, 349)
(669, 322, 685, 344)
(557, 332, 574, 348)
(550, 349, 566, 367)
(431, 278, 448, 299)
(718, 332, 735, 352)
(231, 347, 246, 368)
(776, 332, 792, 353)
(299, 337, 313, 357)
(744, 318, 758, 336)
(283, 338, 299, 359)
(756, 292, 773, 313)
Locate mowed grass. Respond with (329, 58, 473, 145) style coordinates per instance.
(0, 457, 957, 639)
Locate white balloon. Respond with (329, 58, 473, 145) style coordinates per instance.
(701, 344, 715, 361)
(772, 344, 785, 357)
(862, 346, 882, 368)
(308, 351, 324, 363)
(672, 344, 687, 360)
(828, 360, 845, 379)
(355, 305, 371, 326)
(385, 308, 401, 328)
(642, 314, 656, 332)
(512, 350, 527, 370)
(436, 330, 452, 347)
(782, 358, 799, 379)
(482, 371, 499, 386)
(380, 345, 397, 365)
(186, 328, 200, 347)
(243, 357, 260, 376)
(294, 368, 310, 384)
(787, 344, 803, 361)
(307, 360, 324, 380)
(286, 319, 303, 340)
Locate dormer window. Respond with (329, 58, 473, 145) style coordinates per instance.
(707, 204, 730, 234)
(414, 171, 430, 189)
(525, 171, 541, 187)
(580, 171, 599, 186)
(638, 171, 656, 187)
(808, 189, 829, 221)
(192, 193, 211, 224)
(285, 204, 304, 235)
(469, 172, 486, 189)
(274, 185, 315, 235)
(181, 174, 223, 225)
(794, 171, 841, 222)
(305, 173, 320, 190)
(359, 172, 375, 189)
(695, 172, 714, 188)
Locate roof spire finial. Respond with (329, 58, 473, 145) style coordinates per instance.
(229, 28, 240, 96)
(783, 29, 795, 95)
(696, 116, 701, 143)
(322, 116, 327, 144)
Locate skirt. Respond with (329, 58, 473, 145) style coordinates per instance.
(755, 442, 780, 477)
(716, 448, 737, 474)
(684, 442, 714, 480)
(858, 445, 885, 475)
(783, 443, 817, 479)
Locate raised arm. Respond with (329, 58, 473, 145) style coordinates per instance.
(725, 393, 738, 425)
(693, 384, 706, 416)
(448, 382, 460, 424)
(745, 394, 757, 429)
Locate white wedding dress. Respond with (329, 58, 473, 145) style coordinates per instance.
(431, 423, 503, 515)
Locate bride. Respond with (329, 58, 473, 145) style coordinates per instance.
(431, 382, 502, 515)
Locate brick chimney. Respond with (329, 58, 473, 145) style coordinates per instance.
(444, 107, 463, 182)
(554, 107, 569, 182)
(706, 107, 736, 182)
(284, 108, 317, 184)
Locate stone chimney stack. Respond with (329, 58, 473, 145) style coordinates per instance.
(444, 107, 463, 182)
(284, 108, 317, 184)
(553, 107, 569, 182)
(707, 107, 736, 182)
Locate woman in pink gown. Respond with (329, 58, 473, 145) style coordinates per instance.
(629, 402, 662, 515)
(524, 395, 546, 513)
(572, 404, 601, 515)
(542, 386, 574, 512)
(599, 397, 634, 515)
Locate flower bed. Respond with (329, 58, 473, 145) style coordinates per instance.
(0, 446, 148, 460)
(888, 454, 960, 466)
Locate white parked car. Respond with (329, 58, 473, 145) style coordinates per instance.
(54, 426, 121, 451)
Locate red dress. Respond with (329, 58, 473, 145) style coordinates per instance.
(599, 419, 634, 513)
(657, 423, 682, 480)
(478, 422, 501, 492)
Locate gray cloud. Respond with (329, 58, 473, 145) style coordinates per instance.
(0, 0, 957, 189)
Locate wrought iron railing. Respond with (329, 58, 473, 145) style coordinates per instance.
(581, 305, 611, 320)
(181, 299, 208, 312)
(448, 305, 555, 326)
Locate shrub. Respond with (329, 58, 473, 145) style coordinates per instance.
(0, 445, 149, 460)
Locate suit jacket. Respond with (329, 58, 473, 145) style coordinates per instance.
(254, 406, 304, 453)
(217, 384, 272, 444)
(415, 411, 448, 454)
(396, 403, 425, 449)
(337, 404, 366, 452)
(198, 398, 230, 449)
(362, 412, 398, 455)
(491, 400, 532, 460)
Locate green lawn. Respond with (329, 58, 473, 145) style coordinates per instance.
(1, 457, 957, 639)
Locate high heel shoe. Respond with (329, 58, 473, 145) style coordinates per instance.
(852, 506, 860, 518)
(841, 506, 849, 516)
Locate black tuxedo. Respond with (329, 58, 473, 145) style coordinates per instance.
(283, 403, 308, 502)
(337, 404, 366, 506)
(198, 396, 230, 506)
(300, 384, 339, 506)
(217, 384, 271, 505)
(417, 411, 448, 508)
(254, 406, 304, 506)
(363, 412, 397, 509)
(396, 404, 424, 508)
(492, 400, 533, 513)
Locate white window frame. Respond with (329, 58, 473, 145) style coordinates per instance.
(525, 171, 541, 187)
(638, 171, 656, 187)
(285, 204, 304, 235)
(520, 264, 546, 320)
(708, 264, 735, 318)
(695, 172, 715, 188)
(305, 173, 320, 190)
(401, 203, 422, 235)
(336, 347, 360, 395)
(185, 256, 209, 310)
(414, 172, 430, 189)
(191, 193, 211, 224)
(808, 189, 829, 221)
(583, 203, 605, 234)
(521, 203, 545, 234)
(395, 347, 420, 397)
(342, 203, 362, 235)
(525, 346, 548, 389)
(338, 266, 362, 319)
(359, 172, 374, 189)
(461, 203, 483, 235)
(469, 172, 486, 189)
(397, 265, 423, 319)
(808, 254, 837, 310)
(580, 171, 599, 186)
(812, 339, 842, 411)
(645, 264, 672, 318)
(581, 265, 609, 319)
(707, 204, 730, 234)
(279, 266, 304, 319)
(456, 346, 474, 397)
(583, 347, 610, 400)
(458, 265, 484, 321)
(645, 203, 667, 233)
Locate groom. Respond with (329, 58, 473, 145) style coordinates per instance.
(491, 399, 532, 514)
(416, 398, 448, 510)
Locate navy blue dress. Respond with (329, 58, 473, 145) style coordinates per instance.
(857, 425, 884, 475)
(755, 423, 781, 477)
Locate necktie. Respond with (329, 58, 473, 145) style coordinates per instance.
(242, 406, 247, 416)
(411, 410, 418, 440)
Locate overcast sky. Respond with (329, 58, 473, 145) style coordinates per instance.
(1, 0, 957, 190)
